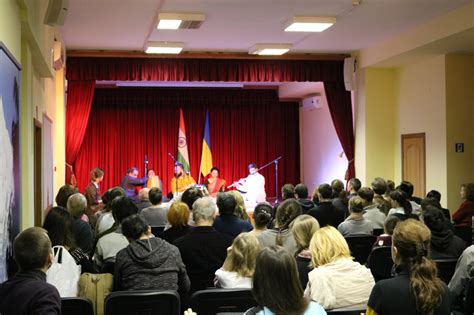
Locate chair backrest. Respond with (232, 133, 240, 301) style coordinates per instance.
(326, 303, 367, 315)
(345, 235, 376, 265)
(453, 225, 472, 245)
(61, 297, 94, 315)
(367, 246, 393, 282)
(372, 229, 384, 236)
(190, 288, 257, 315)
(151, 226, 166, 237)
(434, 258, 459, 284)
(104, 290, 180, 315)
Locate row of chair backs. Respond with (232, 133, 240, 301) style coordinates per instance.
(345, 235, 376, 265)
(327, 303, 367, 314)
(434, 258, 458, 284)
(367, 246, 393, 281)
(190, 288, 257, 315)
(61, 297, 94, 315)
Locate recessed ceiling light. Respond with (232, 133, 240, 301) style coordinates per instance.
(284, 16, 336, 32)
(250, 44, 292, 56)
(145, 42, 184, 54)
(157, 13, 205, 30)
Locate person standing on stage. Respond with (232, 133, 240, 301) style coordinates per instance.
(204, 167, 226, 198)
(120, 167, 147, 199)
(85, 167, 105, 218)
(170, 162, 196, 196)
(236, 163, 266, 207)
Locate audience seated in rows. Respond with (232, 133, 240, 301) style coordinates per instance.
(308, 184, 345, 228)
(246, 246, 326, 315)
(214, 233, 260, 289)
(331, 179, 348, 217)
(114, 215, 190, 294)
(161, 201, 193, 244)
(372, 216, 400, 248)
(258, 198, 301, 255)
(67, 193, 94, 256)
(228, 190, 251, 222)
(248, 203, 272, 237)
(95, 186, 126, 234)
(348, 178, 362, 200)
(292, 215, 320, 289)
(423, 206, 466, 260)
(213, 192, 253, 239)
(305, 225, 375, 309)
(366, 219, 451, 315)
(43, 207, 97, 274)
(397, 181, 422, 215)
(94, 197, 138, 271)
(295, 183, 316, 214)
(180, 186, 205, 225)
(384, 180, 395, 200)
(174, 197, 232, 293)
(55, 185, 79, 209)
(452, 183, 474, 227)
(426, 189, 451, 220)
(140, 187, 167, 227)
(272, 183, 295, 218)
(359, 187, 387, 229)
(386, 190, 418, 221)
(338, 196, 374, 237)
(448, 245, 474, 310)
(0, 227, 61, 315)
(134, 188, 152, 213)
(371, 177, 391, 215)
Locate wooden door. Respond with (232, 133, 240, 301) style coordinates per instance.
(402, 133, 426, 198)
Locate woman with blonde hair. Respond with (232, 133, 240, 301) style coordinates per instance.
(305, 226, 374, 309)
(228, 190, 251, 222)
(292, 215, 319, 288)
(366, 219, 450, 315)
(214, 233, 261, 288)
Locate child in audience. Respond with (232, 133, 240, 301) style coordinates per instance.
(305, 226, 375, 309)
(366, 219, 451, 315)
(292, 215, 320, 289)
(214, 233, 261, 288)
(372, 216, 400, 248)
(246, 246, 326, 315)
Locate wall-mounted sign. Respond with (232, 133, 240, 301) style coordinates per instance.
(455, 143, 464, 153)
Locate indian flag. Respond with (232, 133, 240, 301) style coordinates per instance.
(177, 108, 190, 172)
(199, 110, 213, 179)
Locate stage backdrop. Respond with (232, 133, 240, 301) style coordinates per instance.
(74, 87, 300, 198)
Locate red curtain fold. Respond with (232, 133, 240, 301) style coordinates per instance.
(324, 82, 355, 180)
(65, 80, 96, 183)
(74, 88, 300, 198)
(66, 57, 344, 83)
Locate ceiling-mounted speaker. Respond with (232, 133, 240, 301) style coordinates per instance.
(344, 57, 356, 91)
(44, 0, 69, 26)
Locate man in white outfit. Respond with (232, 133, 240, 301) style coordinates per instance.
(236, 163, 266, 207)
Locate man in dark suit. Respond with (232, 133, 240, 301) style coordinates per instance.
(308, 183, 345, 228)
(120, 167, 147, 199)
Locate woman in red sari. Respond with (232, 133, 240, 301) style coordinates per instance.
(204, 167, 226, 198)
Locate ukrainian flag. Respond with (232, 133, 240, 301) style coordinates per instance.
(199, 110, 213, 178)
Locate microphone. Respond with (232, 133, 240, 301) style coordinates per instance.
(144, 154, 148, 164)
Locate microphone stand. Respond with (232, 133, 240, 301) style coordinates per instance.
(144, 154, 149, 179)
(257, 156, 282, 204)
(168, 153, 179, 196)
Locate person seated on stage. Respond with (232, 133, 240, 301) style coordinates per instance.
(170, 162, 196, 196)
(235, 163, 266, 207)
(120, 167, 147, 199)
(228, 190, 251, 222)
(204, 167, 226, 198)
(213, 192, 253, 239)
(85, 167, 105, 221)
(174, 197, 232, 293)
(140, 188, 168, 227)
(134, 188, 152, 212)
(338, 196, 374, 237)
(0, 227, 61, 315)
(67, 193, 94, 256)
(146, 169, 162, 190)
(114, 215, 190, 294)
(161, 201, 193, 244)
(214, 233, 261, 289)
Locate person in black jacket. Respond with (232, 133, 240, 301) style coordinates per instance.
(295, 183, 316, 214)
(0, 227, 61, 315)
(308, 183, 345, 228)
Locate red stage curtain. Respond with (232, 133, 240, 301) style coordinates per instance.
(65, 80, 95, 183)
(74, 88, 300, 198)
(66, 57, 344, 83)
(324, 82, 355, 180)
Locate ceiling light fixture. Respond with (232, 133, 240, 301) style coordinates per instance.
(157, 13, 205, 30)
(284, 16, 336, 32)
(250, 44, 292, 56)
(145, 42, 184, 54)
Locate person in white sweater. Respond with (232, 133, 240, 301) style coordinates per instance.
(214, 233, 261, 288)
(305, 226, 375, 310)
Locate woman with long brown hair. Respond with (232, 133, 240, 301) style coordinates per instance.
(366, 219, 450, 315)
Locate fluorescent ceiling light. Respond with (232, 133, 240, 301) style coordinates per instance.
(284, 16, 336, 32)
(157, 12, 205, 30)
(145, 42, 184, 54)
(250, 44, 292, 56)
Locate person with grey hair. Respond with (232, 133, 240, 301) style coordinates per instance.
(174, 197, 233, 293)
(67, 193, 93, 255)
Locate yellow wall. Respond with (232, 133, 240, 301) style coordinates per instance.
(393, 55, 447, 205)
(1, 0, 65, 229)
(445, 53, 474, 211)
